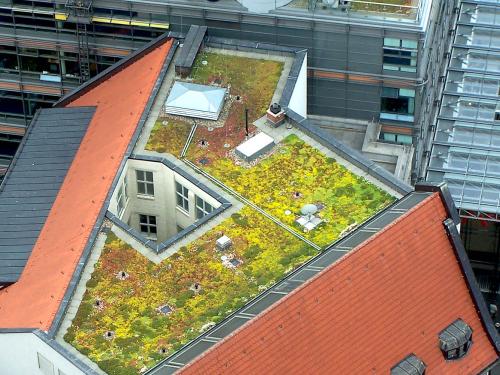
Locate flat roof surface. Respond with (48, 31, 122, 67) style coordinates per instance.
(61, 44, 404, 374)
(0, 107, 95, 284)
(0, 38, 173, 331)
(177, 193, 498, 374)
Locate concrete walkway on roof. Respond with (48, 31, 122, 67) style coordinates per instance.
(55, 231, 108, 375)
(308, 115, 414, 184)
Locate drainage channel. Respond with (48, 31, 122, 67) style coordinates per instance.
(180, 121, 197, 159)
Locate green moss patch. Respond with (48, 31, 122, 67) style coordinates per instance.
(194, 134, 395, 247)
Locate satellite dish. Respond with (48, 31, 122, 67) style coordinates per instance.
(301, 204, 318, 216)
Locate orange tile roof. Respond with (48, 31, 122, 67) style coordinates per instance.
(0, 38, 173, 331)
(180, 193, 498, 375)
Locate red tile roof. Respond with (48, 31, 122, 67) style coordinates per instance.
(0, 38, 173, 331)
(180, 193, 498, 375)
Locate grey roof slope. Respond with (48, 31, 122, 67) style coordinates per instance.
(0, 106, 95, 284)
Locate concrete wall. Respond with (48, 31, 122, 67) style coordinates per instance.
(288, 53, 308, 119)
(0, 332, 85, 375)
(109, 159, 220, 243)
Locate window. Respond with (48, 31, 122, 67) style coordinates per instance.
(116, 177, 128, 217)
(175, 181, 189, 212)
(379, 132, 413, 145)
(139, 214, 157, 237)
(439, 319, 473, 360)
(37, 353, 54, 375)
(383, 38, 418, 73)
(381, 87, 415, 122)
(136, 170, 154, 196)
(195, 196, 214, 219)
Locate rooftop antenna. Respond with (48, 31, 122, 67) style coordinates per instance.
(245, 107, 249, 137)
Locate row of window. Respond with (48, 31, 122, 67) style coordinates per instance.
(132, 170, 215, 239)
(135, 170, 213, 216)
(383, 38, 418, 73)
(391, 319, 473, 375)
(38, 352, 67, 375)
(138, 195, 214, 239)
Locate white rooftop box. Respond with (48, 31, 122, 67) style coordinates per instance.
(216, 235, 232, 251)
(235, 132, 275, 162)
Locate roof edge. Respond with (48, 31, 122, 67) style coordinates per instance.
(54, 32, 175, 107)
(415, 181, 460, 226)
(443, 218, 500, 354)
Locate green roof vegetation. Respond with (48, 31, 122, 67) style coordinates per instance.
(286, 0, 417, 16)
(190, 134, 393, 247)
(65, 209, 316, 374)
(146, 117, 192, 157)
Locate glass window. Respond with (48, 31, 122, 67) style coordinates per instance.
(383, 38, 418, 72)
(139, 214, 157, 237)
(116, 177, 128, 217)
(383, 38, 400, 47)
(195, 196, 214, 219)
(381, 87, 415, 122)
(136, 170, 154, 196)
(401, 39, 418, 49)
(175, 181, 189, 212)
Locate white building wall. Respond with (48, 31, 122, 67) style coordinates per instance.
(0, 332, 85, 375)
(109, 159, 221, 243)
(288, 53, 308, 119)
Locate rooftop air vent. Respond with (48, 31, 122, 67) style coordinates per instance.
(439, 318, 473, 360)
(216, 235, 232, 251)
(391, 354, 426, 375)
(269, 103, 282, 115)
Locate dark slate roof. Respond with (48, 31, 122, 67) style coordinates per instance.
(175, 25, 207, 69)
(0, 106, 95, 284)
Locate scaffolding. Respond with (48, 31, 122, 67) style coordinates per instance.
(65, 0, 92, 82)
